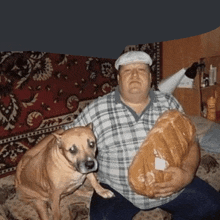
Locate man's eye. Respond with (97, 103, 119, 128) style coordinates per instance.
(138, 68, 146, 72)
(122, 69, 131, 74)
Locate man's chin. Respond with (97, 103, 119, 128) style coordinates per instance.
(128, 88, 142, 94)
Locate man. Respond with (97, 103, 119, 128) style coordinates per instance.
(64, 51, 220, 219)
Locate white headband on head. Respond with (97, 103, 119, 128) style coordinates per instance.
(115, 51, 153, 70)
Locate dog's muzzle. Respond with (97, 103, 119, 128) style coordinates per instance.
(85, 160, 95, 169)
(78, 157, 98, 174)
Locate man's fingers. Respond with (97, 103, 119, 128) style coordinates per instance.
(154, 191, 174, 198)
(154, 186, 174, 194)
(154, 180, 174, 189)
(153, 185, 174, 198)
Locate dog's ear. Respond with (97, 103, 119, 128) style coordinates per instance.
(52, 133, 62, 147)
(86, 123, 93, 131)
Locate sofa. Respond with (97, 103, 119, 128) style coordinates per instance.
(0, 50, 220, 220)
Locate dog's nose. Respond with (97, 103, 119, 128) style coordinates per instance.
(85, 160, 95, 170)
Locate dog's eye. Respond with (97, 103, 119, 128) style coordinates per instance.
(89, 141, 95, 148)
(69, 145, 77, 154)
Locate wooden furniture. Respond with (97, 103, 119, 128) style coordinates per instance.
(173, 56, 220, 118)
(201, 84, 220, 113)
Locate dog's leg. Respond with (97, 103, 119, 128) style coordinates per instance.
(34, 200, 49, 220)
(87, 173, 115, 198)
(50, 191, 62, 220)
(15, 155, 33, 186)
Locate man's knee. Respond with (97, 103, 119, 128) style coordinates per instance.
(89, 183, 140, 220)
(199, 196, 220, 219)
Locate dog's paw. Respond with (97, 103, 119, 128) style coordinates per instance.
(97, 188, 115, 199)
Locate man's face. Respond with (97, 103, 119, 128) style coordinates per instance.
(117, 62, 151, 96)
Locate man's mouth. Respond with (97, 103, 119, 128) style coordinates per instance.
(130, 80, 140, 84)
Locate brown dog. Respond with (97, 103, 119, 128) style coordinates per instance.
(15, 124, 114, 220)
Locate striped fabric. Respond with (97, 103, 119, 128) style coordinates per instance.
(63, 87, 185, 209)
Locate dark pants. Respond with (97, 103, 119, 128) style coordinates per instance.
(90, 177, 220, 220)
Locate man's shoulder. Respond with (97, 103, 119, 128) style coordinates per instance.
(154, 90, 174, 100)
(153, 90, 183, 112)
(89, 90, 116, 106)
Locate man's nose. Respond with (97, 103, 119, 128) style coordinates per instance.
(131, 69, 138, 77)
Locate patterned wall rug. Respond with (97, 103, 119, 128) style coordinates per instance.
(0, 43, 162, 178)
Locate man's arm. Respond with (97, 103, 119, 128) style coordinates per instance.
(181, 140, 201, 179)
(153, 140, 200, 198)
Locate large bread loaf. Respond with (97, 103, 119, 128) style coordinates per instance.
(128, 110, 196, 198)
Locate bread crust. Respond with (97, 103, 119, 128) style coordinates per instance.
(128, 110, 196, 198)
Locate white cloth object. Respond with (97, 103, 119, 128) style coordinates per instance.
(115, 51, 153, 70)
(158, 68, 186, 94)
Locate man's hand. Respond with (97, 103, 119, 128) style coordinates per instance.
(152, 166, 193, 198)
(152, 140, 200, 198)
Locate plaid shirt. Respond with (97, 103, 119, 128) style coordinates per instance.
(64, 87, 185, 209)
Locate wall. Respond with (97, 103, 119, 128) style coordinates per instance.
(161, 26, 220, 116)
(162, 26, 220, 78)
